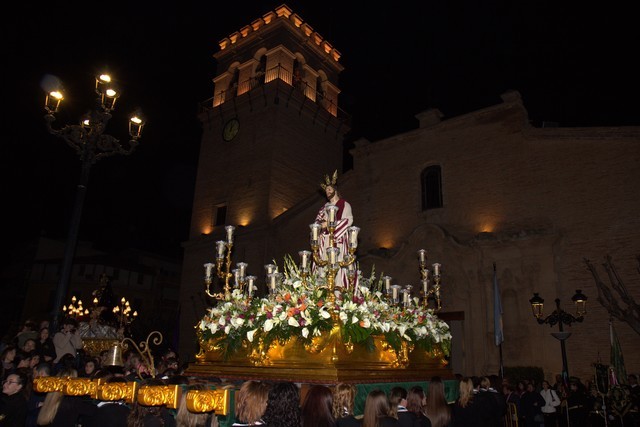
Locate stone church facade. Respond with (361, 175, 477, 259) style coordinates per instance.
(179, 5, 640, 382)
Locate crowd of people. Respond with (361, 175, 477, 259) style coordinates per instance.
(0, 317, 189, 426)
(1, 315, 639, 427)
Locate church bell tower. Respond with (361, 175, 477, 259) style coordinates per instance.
(179, 4, 349, 358)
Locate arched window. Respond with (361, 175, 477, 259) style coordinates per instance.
(421, 165, 443, 210)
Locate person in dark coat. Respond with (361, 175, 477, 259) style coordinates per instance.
(83, 377, 130, 427)
(0, 371, 28, 427)
(451, 378, 487, 427)
(519, 383, 545, 427)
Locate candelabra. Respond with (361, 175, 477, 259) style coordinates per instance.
(309, 204, 360, 304)
(62, 296, 89, 320)
(529, 290, 588, 385)
(44, 73, 144, 332)
(417, 249, 443, 311)
(204, 225, 255, 300)
(112, 297, 138, 329)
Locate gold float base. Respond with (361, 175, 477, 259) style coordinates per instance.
(185, 334, 452, 384)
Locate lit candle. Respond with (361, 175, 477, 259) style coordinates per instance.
(327, 247, 338, 266)
(268, 273, 277, 292)
(417, 249, 427, 265)
(225, 225, 235, 244)
(237, 262, 248, 279)
(232, 269, 239, 287)
(403, 289, 410, 305)
(326, 205, 338, 225)
(433, 263, 441, 276)
(299, 250, 311, 269)
(216, 241, 226, 259)
(265, 264, 276, 275)
(391, 285, 401, 303)
(310, 223, 320, 241)
(93, 297, 99, 305)
(348, 226, 360, 248)
(204, 263, 214, 280)
(246, 276, 256, 297)
(383, 276, 392, 293)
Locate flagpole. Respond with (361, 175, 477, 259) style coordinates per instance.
(494, 262, 504, 378)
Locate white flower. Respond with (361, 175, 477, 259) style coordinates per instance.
(361, 318, 371, 328)
(302, 327, 309, 338)
(224, 325, 231, 334)
(339, 311, 348, 322)
(288, 317, 300, 327)
(351, 315, 359, 324)
(320, 308, 331, 319)
(247, 328, 257, 342)
(264, 319, 274, 332)
(231, 317, 245, 328)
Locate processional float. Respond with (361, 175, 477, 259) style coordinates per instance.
(189, 207, 452, 383)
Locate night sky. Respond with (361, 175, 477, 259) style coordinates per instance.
(4, 2, 638, 266)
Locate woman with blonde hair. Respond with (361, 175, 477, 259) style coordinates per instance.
(232, 380, 270, 426)
(176, 383, 219, 427)
(425, 377, 451, 427)
(36, 368, 97, 426)
(451, 377, 485, 427)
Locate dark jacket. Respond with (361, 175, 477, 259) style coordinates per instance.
(0, 392, 28, 427)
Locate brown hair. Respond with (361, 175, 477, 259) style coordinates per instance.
(362, 389, 391, 427)
(425, 377, 451, 427)
(235, 380, 270, 424)
(332, 383, 357, 418)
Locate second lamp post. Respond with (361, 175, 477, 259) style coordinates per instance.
(529, 289, 588, 386)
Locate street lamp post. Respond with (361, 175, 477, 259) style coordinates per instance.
(44, 74, 144, 333)
(529, 289, 588, 386)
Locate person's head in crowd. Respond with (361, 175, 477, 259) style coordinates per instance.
(82, 357, 98, 377)
(33, 361, 52, 378)
(263, 381, 301, 427)
(39, 327, 50, 342)
(22, 338, 37, 353)
(2, 371, 28, 397)
(58, 353, 77, 372)
(302, 384, 335, 427)
(458, 377, 475, 408)
(362, 389, 392, 427)
(176, 383, 217, 427)
(60, 317, 78, 332)
(406, 385, 425, 414)
(14, 350, 33, 369)
(1, 344, 17, 365)
(332, 382, 357, 419)
(29, 351, 41, 369)
(388, 386, 407, 417)
(235, 380, 271, 424)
